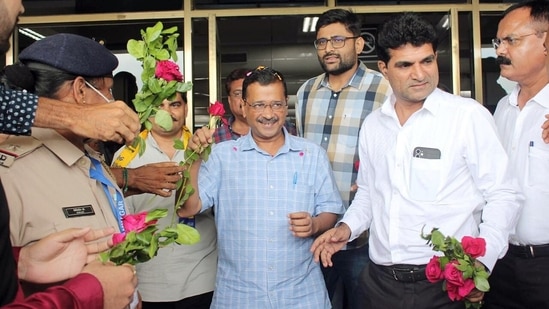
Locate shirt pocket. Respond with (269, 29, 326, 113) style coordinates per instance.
(287, 182, 316, 214)
(409, 157, 442, 202)
(528, 146, 549, 189)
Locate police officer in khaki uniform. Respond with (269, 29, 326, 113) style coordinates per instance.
(0, 33, 127, 247)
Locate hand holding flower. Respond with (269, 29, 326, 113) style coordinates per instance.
(422, 227, 489, 309)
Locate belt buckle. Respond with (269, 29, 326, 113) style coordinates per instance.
(529, 245, 535, 258)
(391, 268, 400, 281)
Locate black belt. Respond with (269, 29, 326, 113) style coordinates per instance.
(376, 263, 427, 282)
(508, 244, 549, 258)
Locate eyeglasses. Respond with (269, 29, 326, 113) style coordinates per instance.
(492, 31, 545, 49)
(314, 36, 359, 50)
(84, 80, 114, 103)
(245, 100, 288, 112)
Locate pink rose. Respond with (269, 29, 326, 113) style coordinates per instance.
(457, 278, 476, 298)
(354, 160, 360, 171)
(462, 236, 486, 258)
(425, 256, 444, 283)
(112, 232, 126, 245)
(122, 212, 155, 233)
(155, 60, 183, 82)
(446, 279, 476, 301)
(443, 261, 465, 287)
(446, 282, 462, 301)
(208, 101, 225, 117)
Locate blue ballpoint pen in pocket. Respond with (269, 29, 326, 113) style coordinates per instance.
(293, 172, 298, 187)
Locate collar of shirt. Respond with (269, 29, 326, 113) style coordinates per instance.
(318, 61, 369, 92)
(381, 87, 442, 121)
(32, 127, 87, 166)
(239, 127, 304, 156)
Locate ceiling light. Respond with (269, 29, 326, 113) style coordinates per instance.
(18, 28, 45, 41)
(302, 17, 318, 33)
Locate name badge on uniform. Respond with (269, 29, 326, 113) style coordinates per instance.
(62, 205, 95, 218)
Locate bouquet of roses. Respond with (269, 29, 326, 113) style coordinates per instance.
(422, 227, 490, 309)
(99, 209, 200, 265)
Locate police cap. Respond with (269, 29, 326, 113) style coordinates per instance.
(19, 33, 118, 77)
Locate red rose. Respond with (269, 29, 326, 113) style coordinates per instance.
(208, 101, 225, 117)
(446, 282, 462, 301)
(112, 232, 126, 245)
(446, 278, 476, 301)
(425, 256, 444, 283)
(122, 212, 156, 233)
(155, 60, 183, 82)
(443, 261, 465, 287)
(354, 160, 360, 171)
(457, 278, 476, 298)
(461, 236, 486, 258)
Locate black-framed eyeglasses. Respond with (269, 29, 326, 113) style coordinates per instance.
(314, 36, 359, 50)
(492, 31, 545, 49)
(244, 100, 288, 112)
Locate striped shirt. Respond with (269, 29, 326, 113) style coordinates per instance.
(296, 61, 391, 209)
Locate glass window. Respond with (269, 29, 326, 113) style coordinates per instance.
(480, 12, 513, 114)
(23, 0, 184, 16)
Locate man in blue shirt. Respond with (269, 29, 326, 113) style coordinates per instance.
(179, 66, 345, 308)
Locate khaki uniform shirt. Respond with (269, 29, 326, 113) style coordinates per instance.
(0, 128, 124, 247)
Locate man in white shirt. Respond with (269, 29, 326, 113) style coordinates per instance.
(484, 1, 549, 308)
(311, 12, 521, 309)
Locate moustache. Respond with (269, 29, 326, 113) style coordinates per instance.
(323, 53, 339, 60)
(258, 117, 279, 125)
(496, 56, 512, 65)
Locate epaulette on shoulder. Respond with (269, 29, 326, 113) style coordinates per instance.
(0, 135, 43, 168)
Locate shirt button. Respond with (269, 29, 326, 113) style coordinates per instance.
(269, 211, 274, 216)
(333, 93, 338, 98)
(270, 185, 274, 189)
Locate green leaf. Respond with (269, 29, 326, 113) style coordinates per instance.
(144, 120, 153, 131)
(155, 109, 174, 131)
(175, 223, 200, 245)
(127, 39, 146, 59)
(474, 276, 490, 292)
(146, 208, 168, 221)
(161, 25, 178, 35)
(151, 48, 170, 60)
(173, 139, 185, 150)
(176, 81, 193, 93)
(138, 134, 147, 157)
(145, 21, 163, 43)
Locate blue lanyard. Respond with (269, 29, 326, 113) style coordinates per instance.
(88, 156, 126, 233)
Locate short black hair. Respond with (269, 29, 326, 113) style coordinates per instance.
(225, 68, 250, 95)
(242, 66, 287, 100)
(315, 9, 362, 37)
(503, 0, 549, 26)
(376, 12, 438, 64)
